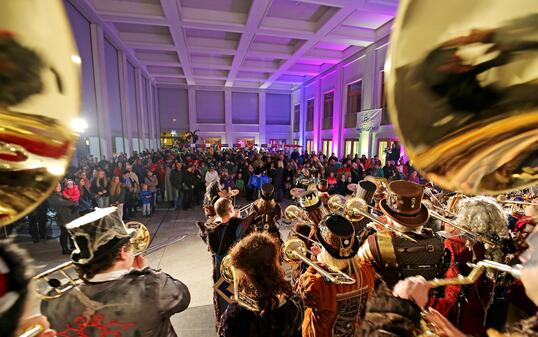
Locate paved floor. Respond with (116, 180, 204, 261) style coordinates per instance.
(13, 199, 291, 337)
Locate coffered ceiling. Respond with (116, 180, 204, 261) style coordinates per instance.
(90, 0, 398, 90)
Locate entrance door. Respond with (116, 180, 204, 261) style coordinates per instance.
(377, 138, 399, 164)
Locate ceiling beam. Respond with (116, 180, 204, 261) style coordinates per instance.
(294, 0, 351, 7)
(225, 0, 274, 87)
(96, 10, 168, 26)
(182, 7, 246, 33)
(159, 0, 195, 85)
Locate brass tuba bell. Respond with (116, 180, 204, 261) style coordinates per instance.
(0, 0, 80, 227)
(386, 0, 538, 194)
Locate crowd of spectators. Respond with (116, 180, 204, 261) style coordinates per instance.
(24, 145, 422, 254)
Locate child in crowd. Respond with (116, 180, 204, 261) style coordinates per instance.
(138, 183, 153, 217)
(62, 179, 80, 203)
(235, 172, 245, 194)
(327, 171, 337, 194)
(144, 170, 159, 211)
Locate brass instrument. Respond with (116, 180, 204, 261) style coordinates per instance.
(430, 260, 522, 287)
(496, 195, 538, 207)
(220, 255, 260, 312)
(386, 0, 538, 195)
(0, 0, 80, 227)
(282, 239, 356, 285)
(19, 325, 44, 337)
(284, 205, 311, 225)
(237, 202, 254, 219)
(427, 208, 500, 247)
(34, 221, 151, 300)
(328, 195, 418, 243)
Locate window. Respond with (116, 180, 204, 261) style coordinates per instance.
(269, 139, 287, 147)
(380, 71, 390, 125)
(322, 92, 334, 130)
(345, 80, 362, 128)
(344, 139, 360, 157)
(293, 104, 300, 132)
(306, 139, 314, 154)
(322, 139, 333, 157)
(306, 99, 314, 131)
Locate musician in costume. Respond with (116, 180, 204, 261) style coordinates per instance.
(203, 180, 222, 218)
(219, 232, 304, 337)
(297, 214, 376, 337)
(358, 180, 449, 287)
(41, 207, 191, 337)
(250, 183, 282, 240)
(204, 197, 251, 329)
(0, 240, 56, 337)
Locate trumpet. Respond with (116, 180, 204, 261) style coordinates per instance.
(430, 260, 522, 287)
(237, 202, 254, 219)
(426, 208, 500, 247)
(33, 221, 150, 300)
(282, 238, 356, 285)
(496, 195, 537, 206)
(327, 195, 418, 243)
(220, 255, 260, 312)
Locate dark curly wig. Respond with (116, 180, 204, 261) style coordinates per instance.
(0, 240, 32, 337)
(230, 232, 291, 316)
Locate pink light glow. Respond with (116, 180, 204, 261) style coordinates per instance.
(316, 41, 349, 51)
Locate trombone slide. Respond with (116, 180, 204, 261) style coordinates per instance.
(428, 210, 499, 247)
(19, 325, 44, 337)
(429, 260, 521, 287)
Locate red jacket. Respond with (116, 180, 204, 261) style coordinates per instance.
(62, 185, 80, 202)
(430, 236, 492, 337)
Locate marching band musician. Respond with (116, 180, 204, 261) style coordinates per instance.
(357, 180, 449, 287)
(250, 183, 282, 240)
(297, 214, 376, 337)
(203, 197, 251, 330)
(41, 207, 191, 337)
(0, 240, 56, 337)
(219, 232, 304, 337)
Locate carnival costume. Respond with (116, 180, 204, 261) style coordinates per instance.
(297, 214, 375, 337)
(250, 183, 282, 240)
(41, 208, 191, 337)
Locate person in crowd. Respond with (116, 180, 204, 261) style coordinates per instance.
(91, 169, 109, 208)
(48, 183, 78, 254)
(0, 240, 57, 337)
(28, 201, 48, 243)
(219, 232, 304, 337)
(41, 208, 191, 337)
(235, 172, 245, 195)
(203, 197, 251, 330)
(144, 170, 159, 212)
(77, 171, 94, 215)
(170, 161, 183, 210)
(182, 164, 196, 210)
(109, 175, 125, 220)
(272, 160, 285, 202)
(62, 179, 80, 203)
(122, 169, 139, 220)
(139, 183, 154, 217)
(113, 161, 123, 178)
(326, 171, 337, 193)
(408, 170, 420, 183)
(205, 164, 220, 187)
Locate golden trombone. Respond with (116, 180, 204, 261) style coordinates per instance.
(33, 221, 164, 301)
(327, 195, 418, 243)
(496, 195, 537, 206)
(220, 255, 261, 312)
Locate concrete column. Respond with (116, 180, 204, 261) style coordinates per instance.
(187, 87, 197, 132)
(332, 64, 343, 157)
(300, 86, 305, 149)
(313, 80, 321, 154)
(258, 90, 266, 145)
(118, 50, 132, 155)
(224, 89, 233, 145)
(90, 24, 111, 159)
(146, 80, 155, 145)
(134, 69, 145, 151)
(153, 83, 160, 149)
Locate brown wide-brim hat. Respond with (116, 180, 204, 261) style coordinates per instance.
(379, 199, 429, 227)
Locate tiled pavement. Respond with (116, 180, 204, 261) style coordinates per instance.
(12, 199, 292, 337)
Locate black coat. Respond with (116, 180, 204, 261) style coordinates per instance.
(48, 193, 79, 226)
(170, 169, 183, 190)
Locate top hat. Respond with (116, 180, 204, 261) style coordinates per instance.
(317, 179, 329, 193)
(260, 183, 275, 200)
(355, 180, 377, 206)
(379, 180, 429, 227)
(316, 214, 359, 259)
(66, 207, 135, 265)
(297, 190, 321, 211)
